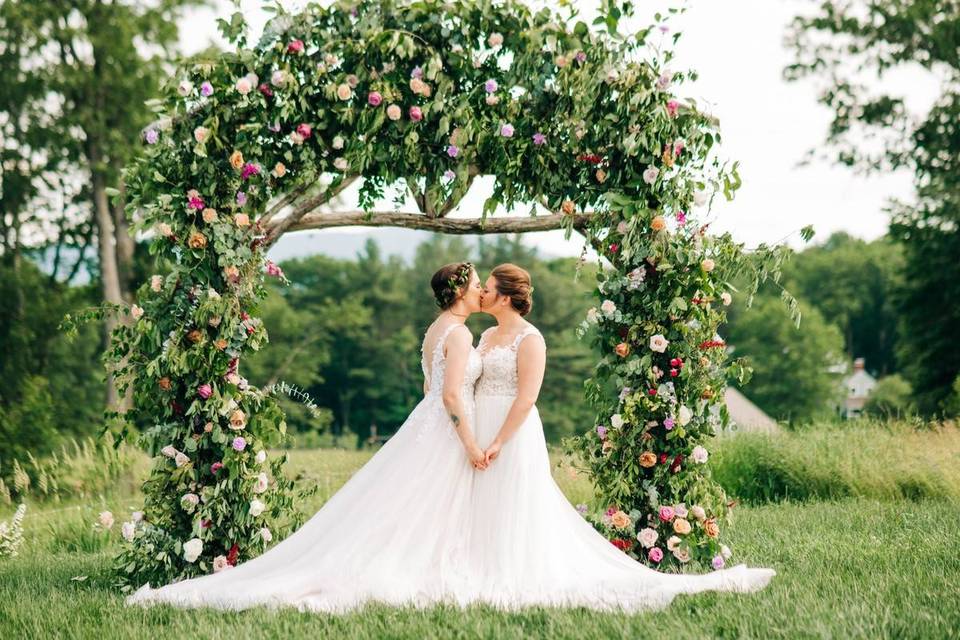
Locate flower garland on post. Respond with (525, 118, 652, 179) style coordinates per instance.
(80, 0, 800, 589)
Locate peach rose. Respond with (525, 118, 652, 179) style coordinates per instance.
(156, 223, 173, 237)
(215, 338, 228, 350)
(672, 518, 691, 535)
(234, 213, 250, 228)
(202, 207, 218, 223)
(595, 169, 607, 183)
(386, 104, 402, 120)
(704, 518, 720, 538)
(701, 258, 716, 272)
(224, 265, 239, 280)
(602, 440, 614, 455)
(272, 162, 286, 178)
(639, 452, 657, 468)
(336, 83, 352, 100)
(188, 232, 207, 249)
(187, 329, 203, 344)
(158, 377, 172, 391)
(610, 510, 631, 529)
(561, 199, 575, 215)
(615, 342, 630, 357)
(651, 215, 667, 232)
(229, 150, 244, 170)
(229, 410, 246, 430)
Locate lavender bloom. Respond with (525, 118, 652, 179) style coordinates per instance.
(532, 132, 547, 146)
(200, 81, 214, 97)
(144, 129, 159, 144)
(232, 437, 247, 451)
(484, 78, 498, 93)
(236, 191, 247, 206)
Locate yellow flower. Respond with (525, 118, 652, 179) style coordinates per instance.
(639, 452, 657, 468)
(650, 215, 666, 232)
(610, 510, 631, 529)
(229, 150, 244, 170)
(673, 518, 691, 535)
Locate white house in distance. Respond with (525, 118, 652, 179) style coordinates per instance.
(841, 358, 877, 418)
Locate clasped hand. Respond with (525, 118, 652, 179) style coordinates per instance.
(468, 440, 502, 471)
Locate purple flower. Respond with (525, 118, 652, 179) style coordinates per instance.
(484, 78, 498, 93)
(236, 191, 247, 206)
(411, 66, 423, 79)
(532, 132, 547, 146)
(232, 437, 247, 452)
(664, 417, 675, 430)
(446, 144, 459, 158)
(712, 555, 725, 570)
(500, 123, 514, 138)
(596, 425, 608, 439)
(265, 261, 283, 277)
(144, 129, 159, 144)
(241, 162, 261, 180)
(575, 50, 587, 64)
(367, 91, 382, 106)
(648, 547, 664, 563)
(210, 462, 224, 474)
(198, 384, 212, 399)
(200, 81, 214, 97)
(443, 169, 455, 180)
(575, 503, 588, 515)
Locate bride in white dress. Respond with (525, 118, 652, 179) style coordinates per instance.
(127, 262, 489, 612)
(467, 263, 775, 612)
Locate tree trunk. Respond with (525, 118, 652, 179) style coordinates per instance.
(112, 178, 134, 302)
(89, 141, 126, 411)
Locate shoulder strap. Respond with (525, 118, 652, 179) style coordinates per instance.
(433, 322, 468, 359)
(477, 326, 497, 350)
(511, 325, 544, 350)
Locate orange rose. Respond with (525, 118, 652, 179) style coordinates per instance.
(615, 342, 631, 357)
(188, 232, 207, 249)
(561, 199, 576, 215)
(224, 265, 239, 281)
(272, 162, 286, 178)
(158, 377, 172, 391)
(610, 510, 631, 529)
(704, 518, 720, 538)
(661, 146, 674, 168)
(215, 338, 228, 350)
(639, 452, 657, 468)
(229, 150, 244, 170)
(651, 215, 666, 232)
(187, 329, 202, 344)
(203, 422, 214, 433)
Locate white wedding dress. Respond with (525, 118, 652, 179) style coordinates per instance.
(127, 321, 483, 612)
(467, 324, 775, 611)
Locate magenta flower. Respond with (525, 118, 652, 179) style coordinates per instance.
(484, 78, 498, 93)
(664, 417, 675, 430)
(210, 462, 224, 474)
(198, 384, 212, 400)
(648, 547, 664, 563)
(296, 123, 312, 139)
(532, 132, 547, 146)
(409, 106, 423, 122)
(712, 555, 725, 570)
(658, 506, 675, 521)
(287, 39, 304, 54)
(676, 210, 687, 225)
(200, 81, 214, 97)
(241, 162, 261, 180)
(265, 260, 283, 277)
(236, 191, 247, 206)
(367, 91, 382, 106)
(144, 129, 159, 144)
(446, 144, 459, 158)
(673, 139, 685, 156)
(666, 99, 679, 118)
(500, 123, 514, 137)
(232, 437, 247, 452)
(188, 195, 204, 210)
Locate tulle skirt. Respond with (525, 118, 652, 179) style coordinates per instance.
(126, 396, 479, 613)
(468, 393, 776, 612)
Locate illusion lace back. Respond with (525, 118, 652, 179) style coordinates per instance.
(469, 322, 776, 611)
(126, 321, 482, 613)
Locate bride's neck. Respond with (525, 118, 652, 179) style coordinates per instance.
(495, 312, 525, 330)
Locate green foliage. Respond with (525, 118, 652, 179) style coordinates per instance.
(863, 375, 915, 419)
(724, 295, 846, 424)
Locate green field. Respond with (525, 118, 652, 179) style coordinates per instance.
(2, 427, 960, 639)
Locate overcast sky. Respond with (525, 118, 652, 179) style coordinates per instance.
(179, 1, 938, 256)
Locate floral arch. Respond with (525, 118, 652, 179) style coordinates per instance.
(105, 0, 792, 589)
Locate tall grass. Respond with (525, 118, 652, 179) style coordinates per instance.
(712, 420, 960, 503)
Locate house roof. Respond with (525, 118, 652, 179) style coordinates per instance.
(723, 387, 781, 435)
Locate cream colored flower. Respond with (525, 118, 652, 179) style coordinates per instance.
(229, 150, 244, 170)
(249, 499, 265, 517)
(213, 555, 230, 573)
(193, 127, 210, 143)
(230, 409, 246, 430)
(253, 472, 269, 494)
(150, 275, 163, 291)
(386, 104, 402, 120)
(672, 546, 691, 563)
(637, 528, 659, 548)
(649, 334, 669, 353)
(336, 83, 352, 100)
(272, 162, 287, 178)
(98, 511, 114, 529)
(156, 223, 173, 237)
(690, 505, 706, 521)
(130, 304, 144, 320)
(678, 405, 692, 426)
(673, 518, 691, 535)
(701, 258, 716, 272)
(234, 213, 250, 228)
(666, 535, 681, 551)
(721, 292, 732, 306)
(183, 538, 203, 563)
(610, 510, 631, 529)
(202, 207, 218, 223)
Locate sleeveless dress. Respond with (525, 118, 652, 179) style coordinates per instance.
(127, 322, 483, 612)
(469, 324, 775, 612)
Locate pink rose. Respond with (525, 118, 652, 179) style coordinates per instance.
(648, 547, 664, 563)
(658, 506, 675, 522)
(296, 123, 312, 139)
(367, 91, 382, 106)
(198, 384, 212, 399)
(408, 106, 423, 122)
(286, 39, 304, 54)
(666, 99, 679, 118)
(210, 462, 224, 473)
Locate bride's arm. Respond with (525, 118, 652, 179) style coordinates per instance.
(442, 327, 487, 469)
(485, 335, 546, 462)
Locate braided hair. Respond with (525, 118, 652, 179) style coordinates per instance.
(431, 262, 474, 310)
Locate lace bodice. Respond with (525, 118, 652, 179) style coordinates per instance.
(421, 323, 482, 400)
(475, 325, 545, 398)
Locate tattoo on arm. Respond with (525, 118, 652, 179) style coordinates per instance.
(449, 413, 460, 428)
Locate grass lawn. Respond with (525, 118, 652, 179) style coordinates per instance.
(1, 449, 958, 639)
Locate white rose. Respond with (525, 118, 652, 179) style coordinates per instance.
(130, 305, 144, 320)
(181, 492, 199, 512)
(255, 450, 267, 464)
(643, 166, 659, 185)
(271, 70, 286, 87)
(333, 157, 348, 171)
(208, 288, 220, 300)
(332, 135, 344, 150)
(213, 555, 230, 573)
(177, 80, 193, 96)
(249, 499, 265, 517)
(600, 300, 616, 316)
(691, 445, 709, 464)
(637, 528, 659, 548)
(235, 77, 252, 95)
(121, 521, 136, 542)
(649, 334, 669, 353)
(160, 445, 177, 458)
(672, 546, 691, 563)
(183, 538, 203, 563)
(721, 292, 732, 306)
(693, 190, 708, 207)
(174, 452, 190, 468)
(610, 414, 624, 430)
(666, 535, 681, 551)
(586, 307, 598, 324)
(98, 511, 114, 529)
(193, 126, 210, 143)
(260, 527, 273, 543)
(721, 544, 732, 559)
(156, 223, 173, 237)
(253, 473, 269, 494)
(678, 405, 693, 426)
(690, 505, 706, 521)
(150, 275, 163, 292)
(487, 32, 503, 47)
